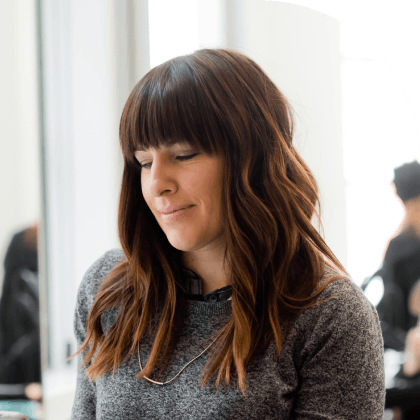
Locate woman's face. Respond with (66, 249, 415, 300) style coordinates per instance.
(135, 141, 226, 253)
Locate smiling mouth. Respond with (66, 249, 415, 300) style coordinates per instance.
(169, 206, 193, 214)
(160, 205, 194, 221)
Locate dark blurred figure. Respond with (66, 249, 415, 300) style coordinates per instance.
(402, 278, 420, 377)
(373, 161, 420, 420)
(375, 160, 420, 353)
(386, 278, 420, 420)
(0, 223, 41, 400)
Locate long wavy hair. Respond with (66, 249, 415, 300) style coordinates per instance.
(69, 48, 350, 397)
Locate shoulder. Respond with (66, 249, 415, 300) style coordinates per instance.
(293, 266, 381, 346)
(317, 266, 369, 309)
(319, 267, 377, 323)
(384, 229, 420, 263)
(76, 248, 126, 309)
(286, 267, 385, 417)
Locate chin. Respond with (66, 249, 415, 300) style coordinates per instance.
(166, 235, 204, 252)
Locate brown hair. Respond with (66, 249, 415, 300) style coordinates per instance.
(68, 48, 350, 397)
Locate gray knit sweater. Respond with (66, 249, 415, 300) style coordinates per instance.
(70, 249, 385, 419)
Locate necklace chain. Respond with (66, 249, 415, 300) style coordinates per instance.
(137, 336, 219, 385)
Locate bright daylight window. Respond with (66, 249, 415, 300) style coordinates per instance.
(148, 0, 199, 69)
(340, 24, 419, 292)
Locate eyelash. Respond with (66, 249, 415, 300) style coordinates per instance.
(139, 153, 199, 170)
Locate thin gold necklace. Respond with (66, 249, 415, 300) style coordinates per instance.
(137, 336, 219, 385)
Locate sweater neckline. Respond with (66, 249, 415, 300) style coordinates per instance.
(185, 298, 232, 316)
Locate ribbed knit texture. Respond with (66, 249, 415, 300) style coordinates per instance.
(71, 248, 385, 419)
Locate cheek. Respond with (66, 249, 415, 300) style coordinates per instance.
(204, 178, 224, 214)
(140, 181, 150, 206)
(194, 175, 218, 198)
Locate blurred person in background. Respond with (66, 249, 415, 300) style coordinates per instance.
(403, 278, 420, 378)
(386, 278, 420, 420)
(0, 222, 42, 403)
(375, 160, 420, 352)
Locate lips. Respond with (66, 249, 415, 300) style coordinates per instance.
(159, 205, 193, 215)
(160, 205, 194, 222)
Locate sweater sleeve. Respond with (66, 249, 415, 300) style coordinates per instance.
(70, 249, 125, 419)
(70, 274, 97, 420)
(70, 252, 113, 420)
(292, 279, 386, 419)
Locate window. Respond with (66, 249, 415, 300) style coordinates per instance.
(340, 23, 419, 287)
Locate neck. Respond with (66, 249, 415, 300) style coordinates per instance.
(399, 198, 420, 235)
(181, 248, 230, 295)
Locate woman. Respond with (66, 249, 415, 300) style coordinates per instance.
(69, 48, 385, 419)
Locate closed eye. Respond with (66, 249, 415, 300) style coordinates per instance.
(139, 153, 200, 170)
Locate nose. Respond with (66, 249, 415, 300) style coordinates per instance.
(148, 160, 178, 197)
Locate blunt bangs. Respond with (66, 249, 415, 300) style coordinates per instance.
(120, 56, 226, 168)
